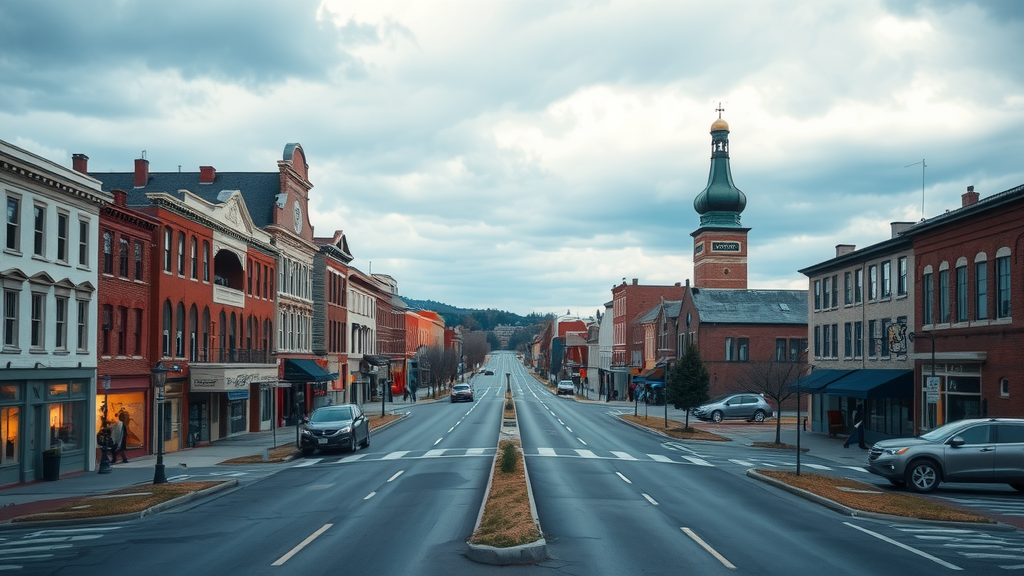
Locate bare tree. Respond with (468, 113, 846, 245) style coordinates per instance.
(463, 331, 490, 371)
(417, 344, 461, 398)
(734, 358, 807, 444)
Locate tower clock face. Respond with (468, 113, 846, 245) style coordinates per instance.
(292, 202, 303, 234)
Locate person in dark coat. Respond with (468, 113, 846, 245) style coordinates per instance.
(844, 404, 867, 449)
(110, 420, 129, 463)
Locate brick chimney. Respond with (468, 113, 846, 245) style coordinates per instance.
(962, 185, 979, 207)
(200, 166, 216, 184)
(835, 244, 856, 257)
(112, 189, 127, 206)
(632, 278, 639, 285)
(134, 158, 149, 188)
(72, 153, 89, 174)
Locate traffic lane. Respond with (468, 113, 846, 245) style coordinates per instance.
(611, 458, 968, 574)
(435, 386, 504, 450)
(364, 386, 503, 454)
(526, 456, 741, 575)
(515, 380, 595, 451)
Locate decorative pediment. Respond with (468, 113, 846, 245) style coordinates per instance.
(28, 271, 56, 286)
(74, 281, 96, 294)
(0, 268, 29, 283)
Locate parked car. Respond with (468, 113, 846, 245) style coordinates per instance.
(557, 380, 575, 396)
(299, 404, 369, 456)
(867, 418, 1024, 493)
(484, 369, 494, 376)
(451, 383, 474, 403)
(692, 394, 773, 423)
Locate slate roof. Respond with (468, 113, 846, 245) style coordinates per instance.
(91, 172, 282, 228)
(691, 288, 807, 325)
(639, 300, 682, 323)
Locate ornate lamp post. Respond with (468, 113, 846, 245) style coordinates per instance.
(151, 364, 172, 484)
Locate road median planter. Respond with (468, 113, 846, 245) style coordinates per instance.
(466, 389, 548, 564)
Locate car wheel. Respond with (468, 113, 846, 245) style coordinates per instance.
(711, 410, 723, 423)
(350, 436, 360, 453)
(1010, 483, 1024, 492)
(362, 430, 370, 448)
(302, 447, 315, 457)
(752, 410, 766, 423)
(905, 459, 940, 493)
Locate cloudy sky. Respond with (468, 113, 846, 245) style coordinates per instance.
(3, 1, 1022, 317)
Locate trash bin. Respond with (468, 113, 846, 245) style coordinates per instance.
(42, 450, 61, 481)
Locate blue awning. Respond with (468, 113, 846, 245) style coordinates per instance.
(823, 369, 913, 399)
(789, 369, 854, 393)
(227, 390, 249, 401)
(283, 359, 338, 383)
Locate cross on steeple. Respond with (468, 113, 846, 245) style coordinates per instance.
(715, 102, 725, 119)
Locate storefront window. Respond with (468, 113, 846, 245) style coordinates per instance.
(229, 400, 246, 434)
(48, 402, 83, 451)
(2, 406, 18, 465)
(97, 392, 146, 450)
(920, 365, 982, 432)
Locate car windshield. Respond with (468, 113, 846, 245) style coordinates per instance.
(918, 420, 972, 442)
(708, 395, 733, 404)
(454, 385, 470, 391)
(310, 407, 352, 423)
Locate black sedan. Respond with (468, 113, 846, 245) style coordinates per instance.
(299, 404, 370, 456)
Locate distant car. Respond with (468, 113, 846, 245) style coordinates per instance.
(451, 384, 474, 403)
(692, 394, 773, 423)
(867, 418, 1024, 493)
(556, 380, 575, 396)
(484, 369, 494, 376)
(299, 404, 369, 456)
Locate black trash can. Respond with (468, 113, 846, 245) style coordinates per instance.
(42, 451, 61, 481)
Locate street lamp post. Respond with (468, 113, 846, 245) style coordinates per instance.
(151, 364, 172, 484)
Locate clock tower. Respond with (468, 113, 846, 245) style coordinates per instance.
(691, 111, 749, 289)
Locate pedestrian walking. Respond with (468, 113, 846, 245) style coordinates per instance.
(843, 404, 867, 449)
(110, 420, 129, 463)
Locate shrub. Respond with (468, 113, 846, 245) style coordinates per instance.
(500, 441, 517, 473)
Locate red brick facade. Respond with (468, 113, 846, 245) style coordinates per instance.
(692, 228, 749, 289)
(611, 279, 686, 370)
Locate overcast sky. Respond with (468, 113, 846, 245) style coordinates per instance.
(3, 1, 1022, 317)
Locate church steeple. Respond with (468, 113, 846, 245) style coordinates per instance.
(693, 106, 746, 228)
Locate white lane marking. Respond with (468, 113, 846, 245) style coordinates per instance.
(611, 451, 636, 461)
(616, 472, 632, 484)
(648, 454, 673, 463)
(382, 451, 409, 460)
(843, 522, 962, 571)
(681, 527, 736, 570)
(291, 458, 322, 468)
(538, 448, 557, 456)
(466, 448, 485, 455)
(558, 419, 564, 425)
(682, 456, 714, 467)
(364, 492, 376, 500)
(447, 427, 455, 433)
(729, 459, 754, 467)
(577, 437, 588, 446)
(272, 523, 333, 566)
(565, 427, 573, 433)
(804, 464, 832, 470)
(575, 449, 597, 459)
(433, 438, 443, 446)
(387, 471, 404, 482)
(423, 449, 447, 458)
(642, 493, 659, 506)
(339, 454, 366, 463)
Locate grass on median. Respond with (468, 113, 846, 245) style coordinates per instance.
(621, 414, 730, 441)
(470, 439, 540, 548)
(758, 470, 994, 523)
(12, 481, 223, 523)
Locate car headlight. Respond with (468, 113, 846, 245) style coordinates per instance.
(883, 447, 909, 455)
(335, 426, 352, 435)
(300, 428, 313, 436)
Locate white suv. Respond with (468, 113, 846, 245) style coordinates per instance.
(556, 380, 575, 396)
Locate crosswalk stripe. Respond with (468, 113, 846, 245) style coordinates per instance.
(575, 449, 598, 458)
(339, 454, 366, 463)
(804, 464, 832, 470)
(466, 448, 486, 455)
(682, 456, 713, 467)
(537, 448, 557, 456)
(292, 459, 321, 468)
(423, 449, 447, 458)
(611, 451, 636, 461)
(729, 459, 754, 467)
(382, 451, 409, 460)
(648, 454, 673, 463)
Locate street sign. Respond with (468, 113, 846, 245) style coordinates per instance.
(926, 377, 940, 391)
(101, 375, 111, 391)
(155, 386, 166, 402)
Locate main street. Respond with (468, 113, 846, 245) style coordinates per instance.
(4, 351, 1023, 574)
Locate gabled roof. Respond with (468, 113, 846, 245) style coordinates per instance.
(691, 288, 807, 324)
(93, 172, 282, 228)
(639, 300, 682, 324)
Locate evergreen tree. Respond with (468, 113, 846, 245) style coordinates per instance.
(666, 344, 710, 429)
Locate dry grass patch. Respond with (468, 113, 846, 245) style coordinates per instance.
(470, 440, 540, 548)
(759, 470, 993, 523)
(368, 413, 403, 430)
(621, 415, 730, 441)
(13, 481, 223, 522)
(752, 441, 808, 452)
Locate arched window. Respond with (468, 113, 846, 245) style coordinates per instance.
(189, 305, 198, 361)
(229, 312, 237, 351)
(191, 237, 198, 279)
(163, 227, 172, 272)
(219, 310, 227, 358)
(202, 307, 211, 358)
(202, 241, 210, 282)
(175, 303, 185, 357)
(177, 231, 186, 275)
(162, 300, 172, 356)
(102, 231, 113, 274)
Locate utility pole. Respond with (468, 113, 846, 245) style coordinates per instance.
(905, 159, 927, 219)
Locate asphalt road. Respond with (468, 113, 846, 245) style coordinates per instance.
(4, 351, 1024, 574)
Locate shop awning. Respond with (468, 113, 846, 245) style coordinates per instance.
(823, 369, 913, 399)
(363, 355, 390, 367)
(641, 366, 665, 382)
(789, 369, 854, 393)
(283, 359, 338, 383)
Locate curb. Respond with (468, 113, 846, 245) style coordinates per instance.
(746, 469, 1016, 532)
(612, 413, 732, 443)
(0, 479, 239, 530)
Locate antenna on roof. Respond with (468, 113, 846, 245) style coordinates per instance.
(905, 159, 927, 218)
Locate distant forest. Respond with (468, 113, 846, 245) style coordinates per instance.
(402, 297, 553, 335)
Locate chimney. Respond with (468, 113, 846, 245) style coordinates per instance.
(112, 189, 127, 206)
(890, 221, 914, 237)
(134, 158, 149, 188)
(962, 185, 979, 208)
(632, 278, 639, 285)
(835, 244, 856, 257)
(200, 166, 216, 184)
(72, 153, 89, 174)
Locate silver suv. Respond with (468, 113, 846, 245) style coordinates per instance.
(692, 394, 774, 423)
(867, 418, 1024, 493)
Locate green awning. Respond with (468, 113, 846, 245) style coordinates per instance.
(283, 359, 338, 383)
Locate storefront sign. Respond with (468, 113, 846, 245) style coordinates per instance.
(190, 367, 278, 393)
